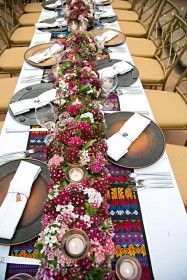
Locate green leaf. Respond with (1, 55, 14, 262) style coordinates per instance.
(83, 139, 96, 150)
(35, 243, 43, 251)
(85, 202, 98, 216)
(60, 180, 68, 188)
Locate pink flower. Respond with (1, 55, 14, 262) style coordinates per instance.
(95, 245, 105, 264)
(68, 136, 84, 147)
(48, 154, 64, 167)
(103, 239, 115, 256)
(47, 251, 55, 261)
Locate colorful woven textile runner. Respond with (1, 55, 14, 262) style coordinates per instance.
(6, 131, 153, 279)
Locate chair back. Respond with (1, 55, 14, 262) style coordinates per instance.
(148, 0, 180, 46)
(0, 0, 19, 42)
(133, 0, 163, 33)
(174, 68, 187, 102)
(155, 15, 187, 88)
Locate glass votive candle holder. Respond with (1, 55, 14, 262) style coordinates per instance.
(116, 255, 142, 280)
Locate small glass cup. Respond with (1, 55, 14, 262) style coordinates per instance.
(95, 35, 105, 54)
(6, 274, 35, 280)
(100, 69, 118, 98)
(35, 101, 57, 144)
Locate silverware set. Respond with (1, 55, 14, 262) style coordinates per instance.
(129, 172, 173, 191)
(0, 148, 39, 165)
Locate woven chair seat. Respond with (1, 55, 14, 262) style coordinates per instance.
(132, 56, 165, 83)
(0, 121, 4, 131)
(126, 37, 156, 57)
(0, 47, 28, 72)
(10, 26, 35, 45)
(19, 12, 40, 26)
(24, 2, 42, 13)
(0, 77, 18, 114)
(114, 9, 138, 21)
(145, 90, 187, 129)
(119, 21, 146, 37)
(166, 144, 187, 207)
(112, 0, 132, 10)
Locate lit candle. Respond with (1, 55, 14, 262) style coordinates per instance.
(66, 234, 86, 257)
(68, 167, 84, 182)
(116, 256, 142, 280)
(119, 261, 135, 278)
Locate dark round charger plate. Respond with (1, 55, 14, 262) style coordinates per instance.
(97, 59, 139, 87)
(105, 112, 165, 168)
(9, 83, 54, 126)
(0, 158, 50, 245)
(100, 15, 118, 23)
(38, 17, 68, 33)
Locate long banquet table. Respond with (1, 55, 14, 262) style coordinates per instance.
(0, 4, 187, 280)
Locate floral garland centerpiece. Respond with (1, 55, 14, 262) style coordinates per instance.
(35, 32, 116, 280)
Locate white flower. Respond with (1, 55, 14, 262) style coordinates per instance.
(59, 79, 68, 90)
(84, 188, 103, 207)
(80, 214, 90, 223)
(80, 112, 94, 123)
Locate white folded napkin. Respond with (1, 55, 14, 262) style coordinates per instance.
(35, 19, 67, 29)
(107, 113, 151, 161)
(99, 61, 133, 78)
(9, 89, 56, 116)
(46, 0, 62, 8)
(99, 30, 118, 42)
(100, 10, 116, 18)
(28, 43, 63, 63)
(0, 161, 41, 239)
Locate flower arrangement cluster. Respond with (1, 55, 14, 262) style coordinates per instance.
(49, 32, 101, 103)
(36, 31, 116, 279)
(65, 0, 94, 30)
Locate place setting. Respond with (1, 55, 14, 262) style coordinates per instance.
(42, 0, 66, 11)
(8, 83, 57, 126)
(105, 111, 166, 169)
(90, 28, 126, 47)
(24, 42, 64, 68)
(0, 158, 50, 245)
(35, 10, 68, 33)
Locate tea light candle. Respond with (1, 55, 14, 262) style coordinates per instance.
(66, 234, 86, 257)
(119, 261, 135, 278)
(68, 167, 84, 182)
(116, 256, 142, 280)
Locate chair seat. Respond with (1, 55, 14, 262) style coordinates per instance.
(0, 77, 18, 113)
(119, 21, 147, 37)
(132, 56, 165, 84)
(11, 26, 35, 45)
(0, 47, 28, 72)
(114, 9, 138, 21)
(166, 144, 187, 207)
(126, 37, 156, 57)
(112, 0, 132, 10)
(145, 90, 187, 128)
(19, 12, 40, 26)
(24, 3, 42, 13)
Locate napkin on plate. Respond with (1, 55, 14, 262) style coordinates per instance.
(100, 10, 116, 18)
(28, 43, 63, 63)
(99, 30, 118, 42)
(35, 19, 67, 29)
(9, 88, 56, 116)
(107, 113, 151, 161)
(0, 161, 41, 239)
(98, 60, 133, 78)
(46, 0, 62, 8)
